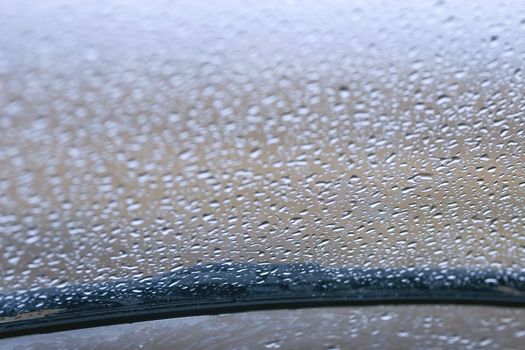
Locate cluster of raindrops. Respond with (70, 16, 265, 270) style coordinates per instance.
(1, 0, 525, 292)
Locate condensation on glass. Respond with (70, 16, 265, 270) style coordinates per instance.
(0, 0, 525, 329)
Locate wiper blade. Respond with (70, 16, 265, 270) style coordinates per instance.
(1, 263, 525, 338)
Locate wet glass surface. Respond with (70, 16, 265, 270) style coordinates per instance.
(4, 305, 525, 350)
(1, 0, 525, 335)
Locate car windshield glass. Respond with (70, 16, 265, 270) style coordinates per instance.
(1, 0, 525, 337)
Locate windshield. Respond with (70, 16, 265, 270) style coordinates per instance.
(1, 0, 525, 337)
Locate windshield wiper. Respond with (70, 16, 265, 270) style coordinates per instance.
(2, 262, 525, 338)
